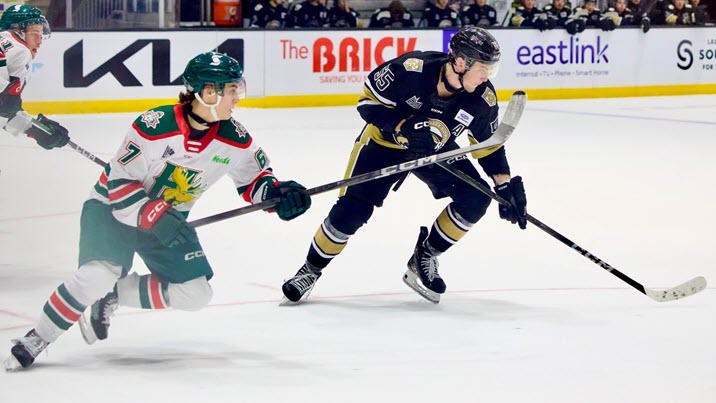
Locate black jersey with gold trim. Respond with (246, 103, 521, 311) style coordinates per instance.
(357, 50, 509, 176)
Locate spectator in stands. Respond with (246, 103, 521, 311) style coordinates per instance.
(510, 0, 541, 27)
(328, 0, 360, 27)
(289, 0, 329, 27)
(599, 0, 636, 30)
(250, 0, 289, 27)
(369, 0, 415, 27)
(689, 0, 711, 23)
(461, 0, 499, 27)
(665, 0, 698, 23)
(420, 0, 461, 27)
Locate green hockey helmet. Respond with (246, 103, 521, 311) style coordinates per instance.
(182, 52, 245, 97)
(0, 5, 51, 37)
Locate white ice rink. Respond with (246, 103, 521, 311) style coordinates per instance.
(0, 95, 714, 403)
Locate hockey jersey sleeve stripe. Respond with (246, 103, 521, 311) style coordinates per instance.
(363, 82, 397, 108)
(110, 188, 148, 211)
(93, 182, 109, 198)
(238, 171, 276, 204)
(108, 181, 145, 202)
(107, 177, 138, 190)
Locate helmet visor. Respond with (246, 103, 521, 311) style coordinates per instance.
(465, 59, 500, 79)
(219, 77, 247, 99)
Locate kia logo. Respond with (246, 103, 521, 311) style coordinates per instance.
(677, 40, 693, 70)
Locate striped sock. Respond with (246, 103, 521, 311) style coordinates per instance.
(41, 284, 87, 335)
(138, 274, 169, 309)
(306, 218, 351, 270)
(116, 272, 169, 310)
(427, 204, 475, 253)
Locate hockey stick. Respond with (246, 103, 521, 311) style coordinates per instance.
(13, 111, 107, 167)
(436, 161, 707, 302)
(189, 91, 527, 228)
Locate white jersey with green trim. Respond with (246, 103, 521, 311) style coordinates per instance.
(0, 30, 33, 92)
(88, 104, 277, 228)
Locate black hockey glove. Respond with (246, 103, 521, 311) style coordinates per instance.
(534, 16, 549, 31)
(565, 19, 585, 35)
(263, 180, 312, 221)
(599, 17, 616, 31)
(641, 16, 651, 33)
(0, 77, 23, 119)
(138, 199, 198, 247)
(26, 114, 71, 150)
(494, 176, 527, 230)
(395, 115, 435, 158)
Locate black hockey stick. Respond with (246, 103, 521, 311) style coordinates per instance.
(189, 91, 527, 228)
(13, 111, 108, 167)
(436, 161, 707, 302)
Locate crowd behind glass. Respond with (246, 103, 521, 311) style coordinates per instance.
(248, 0, 709, 32)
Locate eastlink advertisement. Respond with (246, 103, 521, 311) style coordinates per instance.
(443, 29, 637, 89)
(264, 31, 441, 95)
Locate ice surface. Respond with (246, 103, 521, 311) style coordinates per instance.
(0, 95, 714, 402)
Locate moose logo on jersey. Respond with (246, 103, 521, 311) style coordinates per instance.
(151, 163, 206, 205)
(141, 110, 165, 129)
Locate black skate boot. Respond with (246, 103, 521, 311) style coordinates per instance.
(4, 329, 49, 371)
(281, 263, 322, 304)
(79, 288, 118, 345)
(403, 226, 446, 303)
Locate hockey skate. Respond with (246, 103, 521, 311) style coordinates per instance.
(79, 288, 118, 345)
(4, 329, 49, 371)
(281, 264, 322, 304)
(403, 226, 446, 304)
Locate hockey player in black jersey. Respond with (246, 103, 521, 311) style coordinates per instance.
(565, 0, 600, 34)
(289, 0, 329, 27)
(282, 27, 528, 304)
(250, 0, 288, 28)
(368, 0, 415, 27)
(461, 0, 499, 27)
(421, 0, 461, 27)
(510, 0, 541, 27)
(537, 0, 572, 30)
(599, 0, 636, 30)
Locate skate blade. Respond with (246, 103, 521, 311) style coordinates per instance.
(279, 296, 298, 306)
(402, 270, 440, 304)
(78, 312, 98, 345)
(4, 354, 23, 372)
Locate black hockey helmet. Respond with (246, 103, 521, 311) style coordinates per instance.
(449, 27, 501, 70)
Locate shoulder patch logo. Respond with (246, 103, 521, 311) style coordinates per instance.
(454, 109, 474, 126)
(141, 110, 164, 129)
(481, 87, 497, 107)
(403, 58, 424, 73)
(230, 118, 248, 138)
(406, 96, 423, 109)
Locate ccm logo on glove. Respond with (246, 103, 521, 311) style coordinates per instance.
(139, 200, 169, 228)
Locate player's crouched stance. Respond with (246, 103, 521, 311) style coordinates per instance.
(282, 27, 527, 304)
(4, 52, 311, 371)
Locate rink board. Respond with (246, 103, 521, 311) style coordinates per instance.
(22, 27, 716, 113)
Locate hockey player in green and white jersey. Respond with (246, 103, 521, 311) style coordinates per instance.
(4, 51, 312, 371)
(0, 5, 69, 150)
